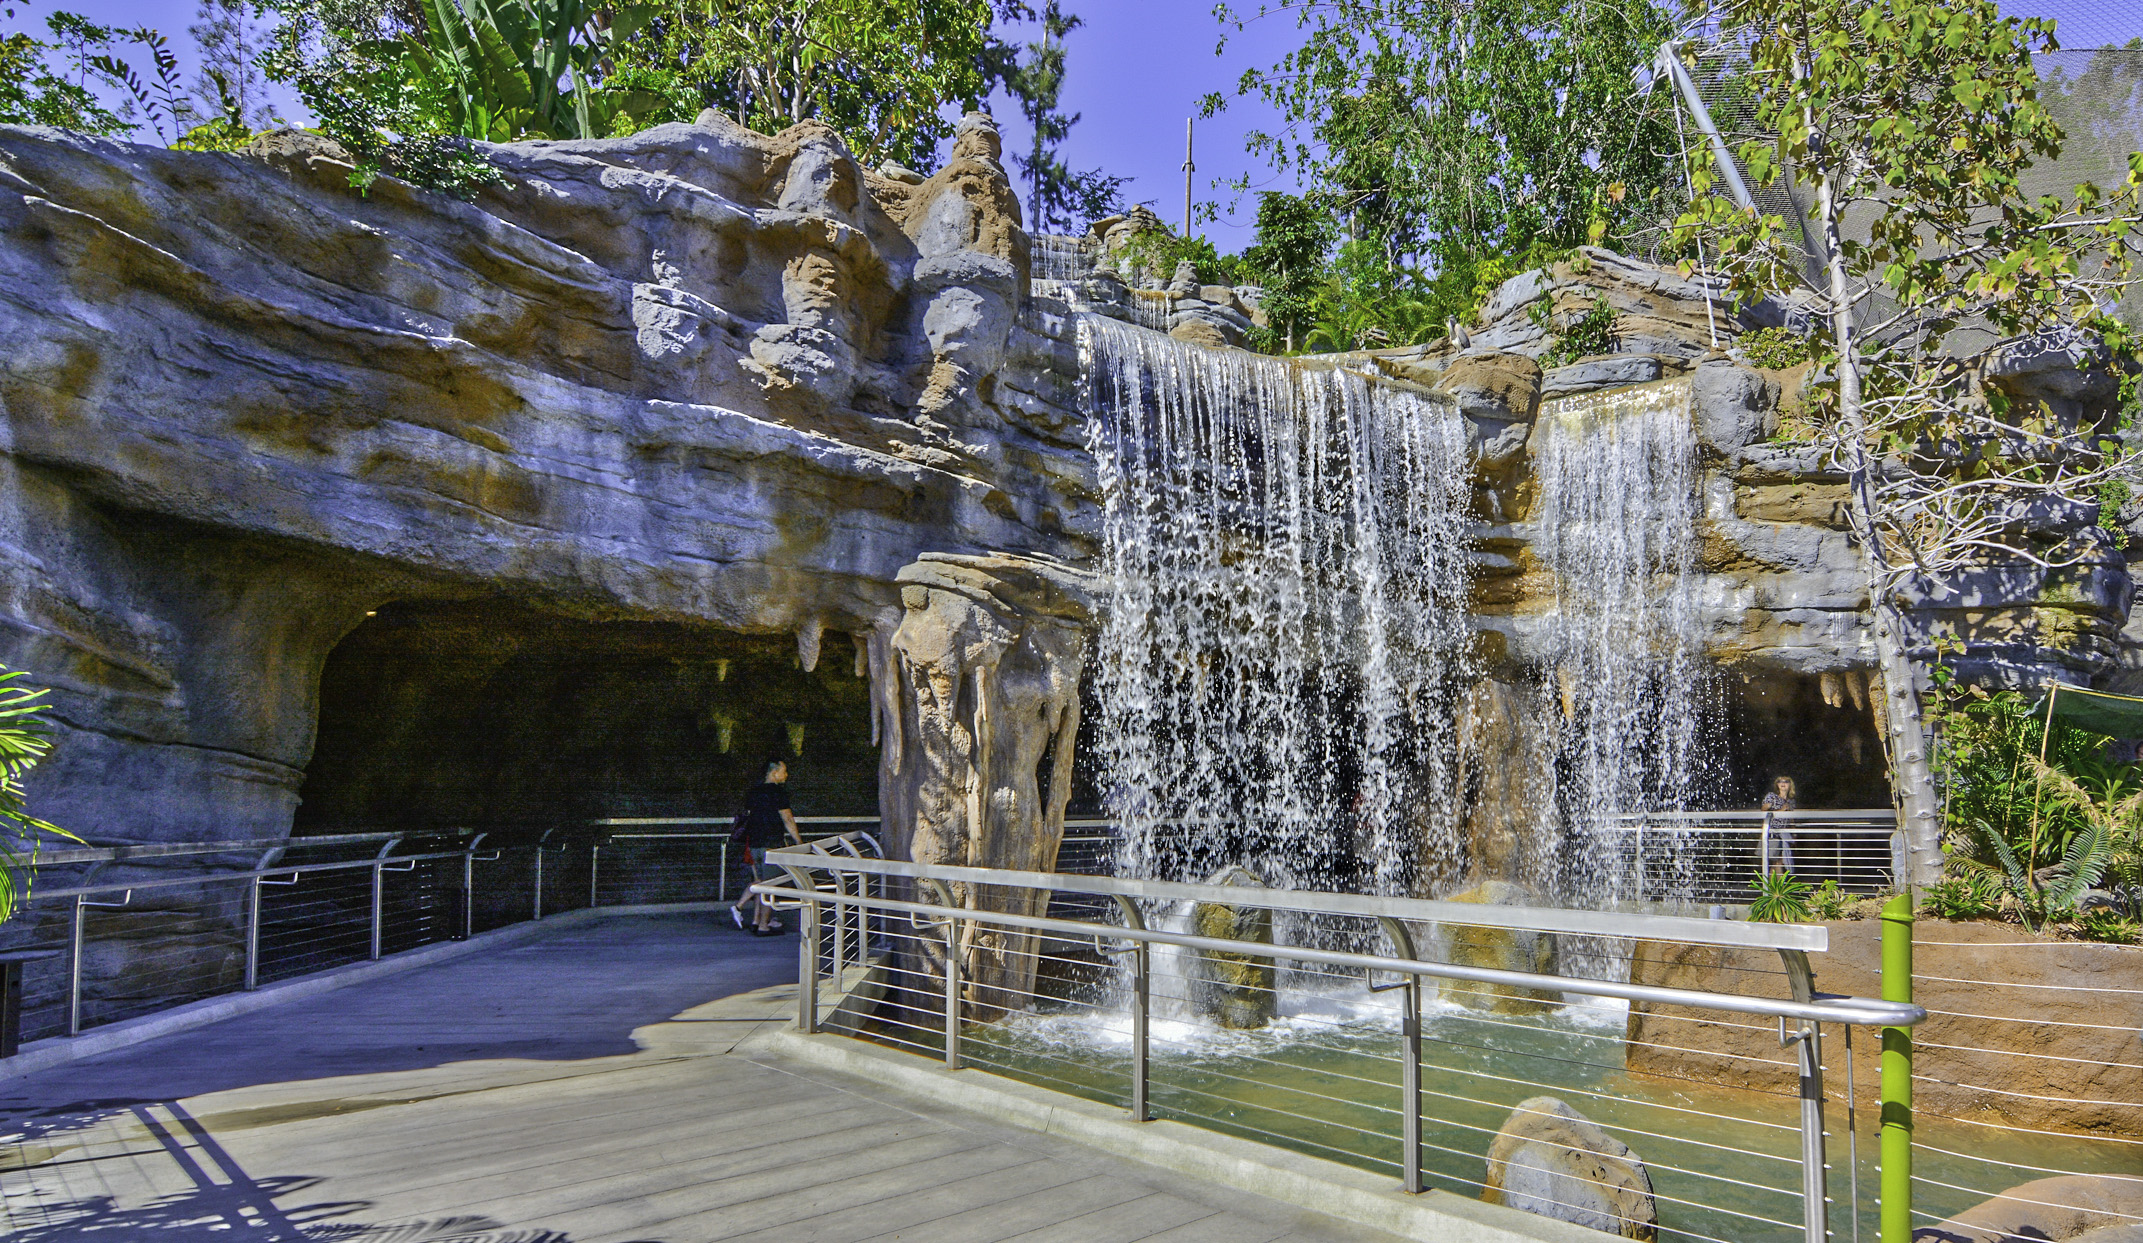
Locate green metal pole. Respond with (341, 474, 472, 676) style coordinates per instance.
(1880, 892, 1914, 1243)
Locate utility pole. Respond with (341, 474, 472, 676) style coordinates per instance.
(1182, 117, 1194, 238)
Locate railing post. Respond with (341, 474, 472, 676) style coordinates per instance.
(1881, 893, 1914, 1243)
(1379, 915, 1422, 1194)
(717, 840, 727, 905)
(944, 912, 961, 1071)
(589, 843, 599, 910)
(1113, 894, 1149, 1121)
(831, 872, 848, 979)
(67, 894, 85, 1036)
(1779, 949, 1828, 1243)
(533, 846, 544, 920)
(1402, 975, 1422, 1194)
(244, 876, 262, 991)
(798, 892, 819, 1034)
(370, 862, 385, 960)
(462, 849, 475, 941)
(1796, 1021, 1827, 1243)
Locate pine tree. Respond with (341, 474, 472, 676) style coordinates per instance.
(1006, 0, 1123, 234)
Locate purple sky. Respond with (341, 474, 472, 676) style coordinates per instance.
(14, 0, 2143, 252)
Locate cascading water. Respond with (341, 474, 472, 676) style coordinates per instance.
(1527, 379, 1709, 904)
(1081, 316, 1477, 897)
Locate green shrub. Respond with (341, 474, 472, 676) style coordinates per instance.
(2074, 909, 2140, 944)
(1534, 294, 1617, 368)
(1919, 874, 2000, 920)
(1809, 878, 1851, 921)
(1749, 870, 1814, 923)
(1, 665, 78, 922)
(1739, 325, 1811, 369)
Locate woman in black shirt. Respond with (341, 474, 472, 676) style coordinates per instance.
(731, 758, 800, 935)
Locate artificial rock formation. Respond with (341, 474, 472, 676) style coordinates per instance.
(1191, 864, 1278, 1030)
(1483, 1095, 1659, 1241)
(873, 551, 1094, 1013)
(1628, 919, 2143, 1138)
(0, 113, 1091, 859)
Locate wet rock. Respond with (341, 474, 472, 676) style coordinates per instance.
(1691, 361, 1777, 456)
(1192, 864, 1277, 1030)
(1913, 1174, 2143, 1242)
(1541, 355, 1663, 399)
(1483, 1095, 1658, 1240)
(1438, 880, 1561, 1014)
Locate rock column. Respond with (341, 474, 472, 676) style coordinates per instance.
(871, 552, 1095, 1017)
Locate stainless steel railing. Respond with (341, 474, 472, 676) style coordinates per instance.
(4, 820, 780, 1047)
(755, 848, 1924, 1243)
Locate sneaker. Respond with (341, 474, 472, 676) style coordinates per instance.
(731, 907, 745, 930)
(764, 920, 785, 934)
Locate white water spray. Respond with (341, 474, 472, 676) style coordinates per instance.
(1081, 317, 1477, 895)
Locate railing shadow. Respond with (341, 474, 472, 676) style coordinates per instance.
(1, 1101, 658, 1242)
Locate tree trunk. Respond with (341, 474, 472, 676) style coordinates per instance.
(1802, 70, 1947, 887)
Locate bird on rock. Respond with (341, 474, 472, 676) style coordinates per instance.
(1446, 318, 1472, 349)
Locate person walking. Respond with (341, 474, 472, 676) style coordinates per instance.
(731, 758, 800, 935)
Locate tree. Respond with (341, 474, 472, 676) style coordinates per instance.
(1678, 0, 2143, 884)
(1239, 190, 1335, 351)
(1212, 0, 1680, 275)
(605, 0, 997, 171)
(1002, 0, 1123, 233)
(190, 0, 282, 131)
(0, 11, 129, 134)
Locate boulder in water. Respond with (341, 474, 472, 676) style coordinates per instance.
(1912, 1175, 2143, 1242)
(1484, 1095, 1658, 1240)
(1192, 865, 1277, 1030)
(1439, 881, 1561, 1014)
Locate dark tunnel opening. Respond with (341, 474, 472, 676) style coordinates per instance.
(295, 599, 881, 837)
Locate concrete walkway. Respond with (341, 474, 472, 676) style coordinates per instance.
(0, 911, 1383, 1242)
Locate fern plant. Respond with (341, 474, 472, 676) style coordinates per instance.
(0, 666, 78, 922)
(1972, 758, 2143, 928)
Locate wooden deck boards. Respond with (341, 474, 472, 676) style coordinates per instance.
(0, 911, 1378, 1242)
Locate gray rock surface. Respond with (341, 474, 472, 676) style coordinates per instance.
(1913, 1174, 2143, 1242)
(1483, 1095, 1658, 1240)
(0, 116, 1089, 850)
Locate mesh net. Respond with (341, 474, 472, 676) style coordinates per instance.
(1676, 34, 2143, 331)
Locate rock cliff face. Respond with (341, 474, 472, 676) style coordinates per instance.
(0, 117, 2128, 883)
(0, 112, 1090, 855)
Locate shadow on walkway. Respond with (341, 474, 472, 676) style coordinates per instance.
(0, 912, 792, 1112)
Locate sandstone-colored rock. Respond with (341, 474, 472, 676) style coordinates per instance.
(1168, 317, 1234, 350)
(1192, 864, 1278, 1030)
(1483, 1095, 1658, 1241)
(0, 117, 1087, 847)
(1628, 920, 2143, 1137)
(1437, 880, 1561, 1013)
(1432, 351, 1544, 424)
(1913, 1175, 2143, 1242)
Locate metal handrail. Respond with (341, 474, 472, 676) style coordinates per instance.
(757, 851, 1922, 1243)
(758, 847, 1828, 951)
(24, 829, 473, 866)
(751, 867, 1914, 1028)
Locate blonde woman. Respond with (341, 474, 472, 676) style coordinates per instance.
(1761, 775, 1798, 872)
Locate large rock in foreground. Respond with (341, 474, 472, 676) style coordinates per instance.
(1483, 1095, 1658, 1241)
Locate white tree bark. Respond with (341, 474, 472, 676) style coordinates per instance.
(1812, 153, 1947, 887)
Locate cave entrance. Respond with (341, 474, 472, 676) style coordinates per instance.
(1716, 669, 1893, 809)
(296, 599, 879, 836)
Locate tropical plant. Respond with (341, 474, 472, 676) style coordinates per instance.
(1678, 0, 2143, 885)
(1979, 757, 2143, 925)
(1, 666, 77, 923)
(1918, 873, 1999, 921)
(1749, 869, 1815, 923)
(1535, 293, 1618, 368)
(1808, 877, 1851, 921)
(1238, 190, 1335, 353)
(2074, 909, 2140, 945)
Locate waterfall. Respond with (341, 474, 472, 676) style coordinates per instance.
(1528, 379, 1709, 904)
(1081, 316, 1476, 896)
